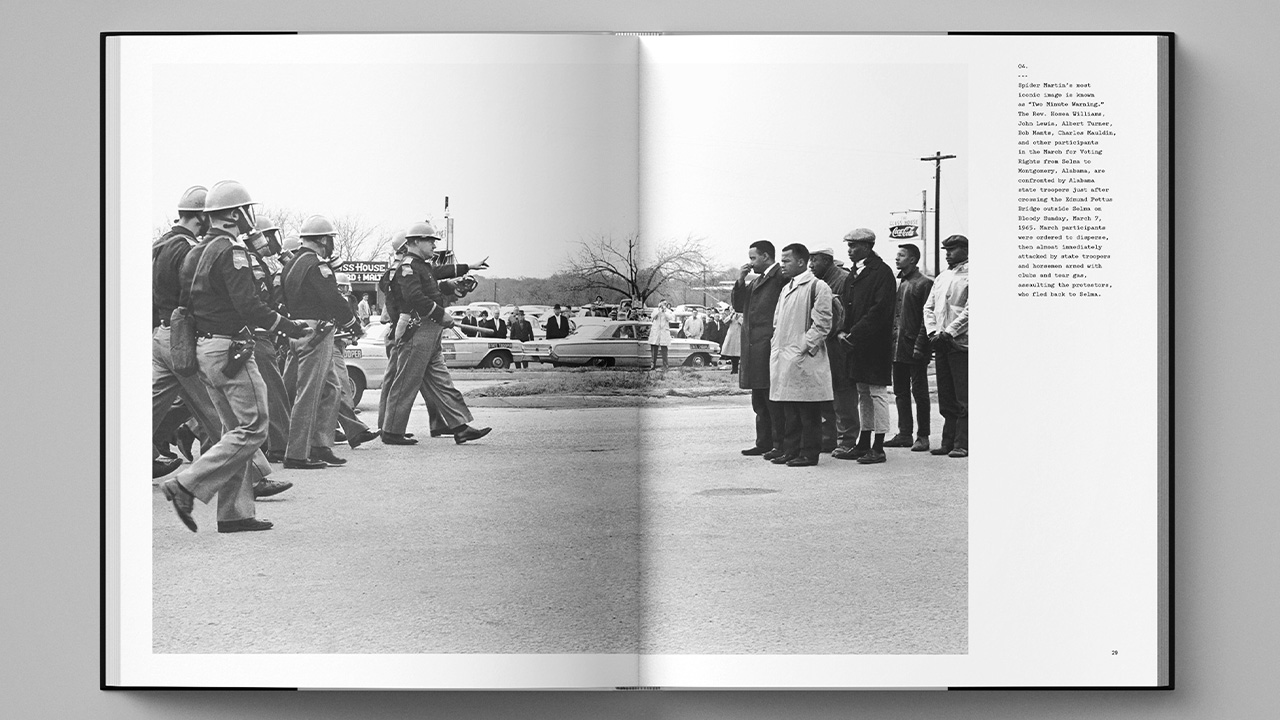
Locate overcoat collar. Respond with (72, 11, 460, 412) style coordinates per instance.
(783, 269, 816, 296)
(848, 252, 884, 285)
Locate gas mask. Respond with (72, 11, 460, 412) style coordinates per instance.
(235, 205, 257, 237)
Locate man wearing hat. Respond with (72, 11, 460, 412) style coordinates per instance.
(809, 246, 855, 453)
(834, 228, 897, 464)
(924, 235, 970, 458)
(885, 242, 935, 452)
(545, 304, 571, 339)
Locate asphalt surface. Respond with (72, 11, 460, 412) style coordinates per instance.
(153, 387, 965, 655)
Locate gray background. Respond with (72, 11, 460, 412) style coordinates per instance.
(3, 0, 1275, 717)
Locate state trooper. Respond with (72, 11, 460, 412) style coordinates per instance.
(381, 221, 491, 445)
(377, 231, 466, 439)
(151, 186, 222, 472)
(158, 180, 311, 533)
(278, 234, 303, 399)
(280, 215, 363, 468)
(246, 216, 294, 466)
(330, 271, 379, 448)
(376, 232, 409, 433)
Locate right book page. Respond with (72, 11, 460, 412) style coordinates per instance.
(636, 33, 1169, 689)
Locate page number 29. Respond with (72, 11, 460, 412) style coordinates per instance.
(1111, 650, 1119, 655)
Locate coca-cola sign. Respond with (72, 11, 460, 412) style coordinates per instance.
(889, 212, 919, 239)
(889, 225, 918, 239)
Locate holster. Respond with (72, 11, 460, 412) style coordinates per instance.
(302, 320, 335, 352)
(396, 313, 420, 344)
(221, 339, 254, 378)
(169, 306, 199, 377)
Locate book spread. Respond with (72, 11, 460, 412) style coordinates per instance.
(103, 31, 1171, 689)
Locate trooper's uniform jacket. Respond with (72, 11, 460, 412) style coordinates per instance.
(378, 260, 403, 338)
(152, 225, 200, 328)
(281, 248, 356, 327)
(391, 256, 471, 322)
(185, 228, 289, 335)
(248, 253, 286, 324)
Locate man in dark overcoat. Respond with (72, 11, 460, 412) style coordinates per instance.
(809, 247, 854, 453)
(731, 239, 787, 457)
(834, 228, 897, 464)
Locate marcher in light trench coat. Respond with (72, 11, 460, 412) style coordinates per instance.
(769, 270, 835, 403)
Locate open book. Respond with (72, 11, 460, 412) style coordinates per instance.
(104, 31, 1171, 689)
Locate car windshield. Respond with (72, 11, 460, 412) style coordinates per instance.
(565, 324, 610, 340)
(611, 324, 650, 340)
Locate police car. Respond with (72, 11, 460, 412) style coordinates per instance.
(341, 320, 529, 404)
(521, 320, 719, 369)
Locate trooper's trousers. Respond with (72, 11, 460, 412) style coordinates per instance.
(152, 325, 221, 449)
(253, 334, 290, 457)
(173, 336, 270, 522)
(286, 321, 339, 459)
(331, 340, 372, 439)
(377, 319, 454, 435)
(381, 319, 472, 436)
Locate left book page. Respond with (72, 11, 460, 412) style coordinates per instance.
(105, 32, 642, 689)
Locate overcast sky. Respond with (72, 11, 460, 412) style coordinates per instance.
(135, 34, 967, 277)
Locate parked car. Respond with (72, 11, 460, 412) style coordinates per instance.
(342, 321, 529, 404)
(439, 326, 528, 369)
(524, 320, 719, 368)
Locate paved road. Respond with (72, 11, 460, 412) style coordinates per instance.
(640, 399, 966, 654)
(153, 392, 965, 655)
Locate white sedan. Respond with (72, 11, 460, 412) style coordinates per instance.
(342, 321, 528, 404)
(521, 320, 719, 368)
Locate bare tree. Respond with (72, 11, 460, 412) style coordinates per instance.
(561, 233, 710, 306)
(331, 214, 388, 263)
(257, 206, 388, 261)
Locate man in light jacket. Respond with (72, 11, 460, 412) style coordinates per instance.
(924, 235, 970, 458)
(768, 243, 834, 467)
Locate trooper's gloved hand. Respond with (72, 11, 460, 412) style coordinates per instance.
(280, 318, 311, 339)
(346, 319, 365, 340)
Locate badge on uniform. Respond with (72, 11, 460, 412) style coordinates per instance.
(232, 248, 250, 270)
(401, 264, 415, 277)
(320, 265, 333, 278)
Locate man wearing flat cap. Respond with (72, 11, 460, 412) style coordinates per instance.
(834, 228, 897, 464)
(809, 247, 855, 453)
(924, 234, 969, 458)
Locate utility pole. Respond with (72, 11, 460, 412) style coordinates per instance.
(920, 151, 956, 275)
(920, 189, 929, 276)
(894, 191, 931, 275)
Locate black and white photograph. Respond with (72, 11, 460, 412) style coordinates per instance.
(125, 32, 969, 659)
